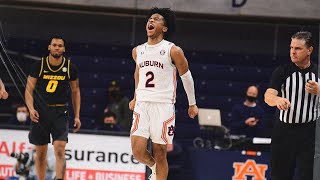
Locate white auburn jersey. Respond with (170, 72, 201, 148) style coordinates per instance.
(135, 40, 177, 104)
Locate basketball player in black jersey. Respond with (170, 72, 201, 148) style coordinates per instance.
(25, 36, 81, 180)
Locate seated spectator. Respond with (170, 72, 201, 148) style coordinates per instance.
(103, 80, 132, 132)
(97, 111, 122, 131)
(230, 85, 265, 137)
(8, 104, 31, 125)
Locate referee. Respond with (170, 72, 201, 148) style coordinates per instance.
(265, 31, 319, 180)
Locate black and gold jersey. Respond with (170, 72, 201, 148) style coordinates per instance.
(29, 56, 79, 105)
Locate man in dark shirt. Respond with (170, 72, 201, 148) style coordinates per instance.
(230, 85, 265, 137)
(25, 36, 81, 180)
(265, 31, 319, 180)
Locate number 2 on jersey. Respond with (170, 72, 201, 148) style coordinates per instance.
(46, 80, 58, 93)
(145, 71, 155, 88)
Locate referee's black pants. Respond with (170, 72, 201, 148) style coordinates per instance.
(271, 120, 315, 180)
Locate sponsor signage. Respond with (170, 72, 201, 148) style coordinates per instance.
(0, 129, 146, 180)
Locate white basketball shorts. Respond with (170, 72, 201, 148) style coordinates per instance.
(130, 101, 175, 145)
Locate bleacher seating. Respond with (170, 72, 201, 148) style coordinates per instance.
(1, 39, 283, 127)
(4, 37, 317, 135)
(3, 37, 318, 180)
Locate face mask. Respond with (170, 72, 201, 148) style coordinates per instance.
(246, 95, 257, 102)
(110, 91, 120, 98)
(104, 124, 115, 130)
(16, 112, 27, 122)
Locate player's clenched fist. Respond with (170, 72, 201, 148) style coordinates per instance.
(129, 99, 136, 110)
(0, 90, 8, 100)
(188, 104, 199, 119)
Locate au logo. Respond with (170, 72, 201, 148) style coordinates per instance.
(232, 160, 268, 180)
(168, 125, 174, 136)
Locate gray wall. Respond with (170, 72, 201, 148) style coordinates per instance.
(0, 5, 318, 56)
(11, 0, 320, 20)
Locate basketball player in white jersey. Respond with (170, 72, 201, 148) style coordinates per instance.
(129, 8, 198, 180)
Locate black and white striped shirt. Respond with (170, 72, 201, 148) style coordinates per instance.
(269, 63, 320, 123)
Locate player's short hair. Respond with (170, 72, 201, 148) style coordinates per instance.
(147, 7, 176, 39)
(16, 104, 28, 111)
(48, 35, 66, 47)
(291, 31, 313, 48)
(104, 111, 117, 119)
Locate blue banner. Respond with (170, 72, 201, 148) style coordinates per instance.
(190, 149, 271, 180)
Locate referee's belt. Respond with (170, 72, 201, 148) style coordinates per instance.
(47, 104, 67, 107)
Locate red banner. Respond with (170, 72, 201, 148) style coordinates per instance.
(65, 168, 145, 180)
(1, 166, 145, 180)
(0, 165, 16, 179)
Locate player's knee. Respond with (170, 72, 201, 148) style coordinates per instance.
(153, 150, 167, 160)
(55, 151, 65, 160)
(132, 147, 144, 160)
(36, 152, 47, 162)
(153, 145, 167, 160)
(54, 146, 65, 159)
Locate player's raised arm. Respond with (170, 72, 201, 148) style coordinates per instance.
(171, 45, 198, 118)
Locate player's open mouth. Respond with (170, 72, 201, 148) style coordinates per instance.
(148, 24, 155, 30)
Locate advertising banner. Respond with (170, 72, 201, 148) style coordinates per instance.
(0, 129, 146, 180)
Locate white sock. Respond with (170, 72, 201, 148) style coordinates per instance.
(149, 163, 156, 173)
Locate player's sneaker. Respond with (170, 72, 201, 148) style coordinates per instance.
(148, 163, 156, 180)
(148, 171, 156, 180)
